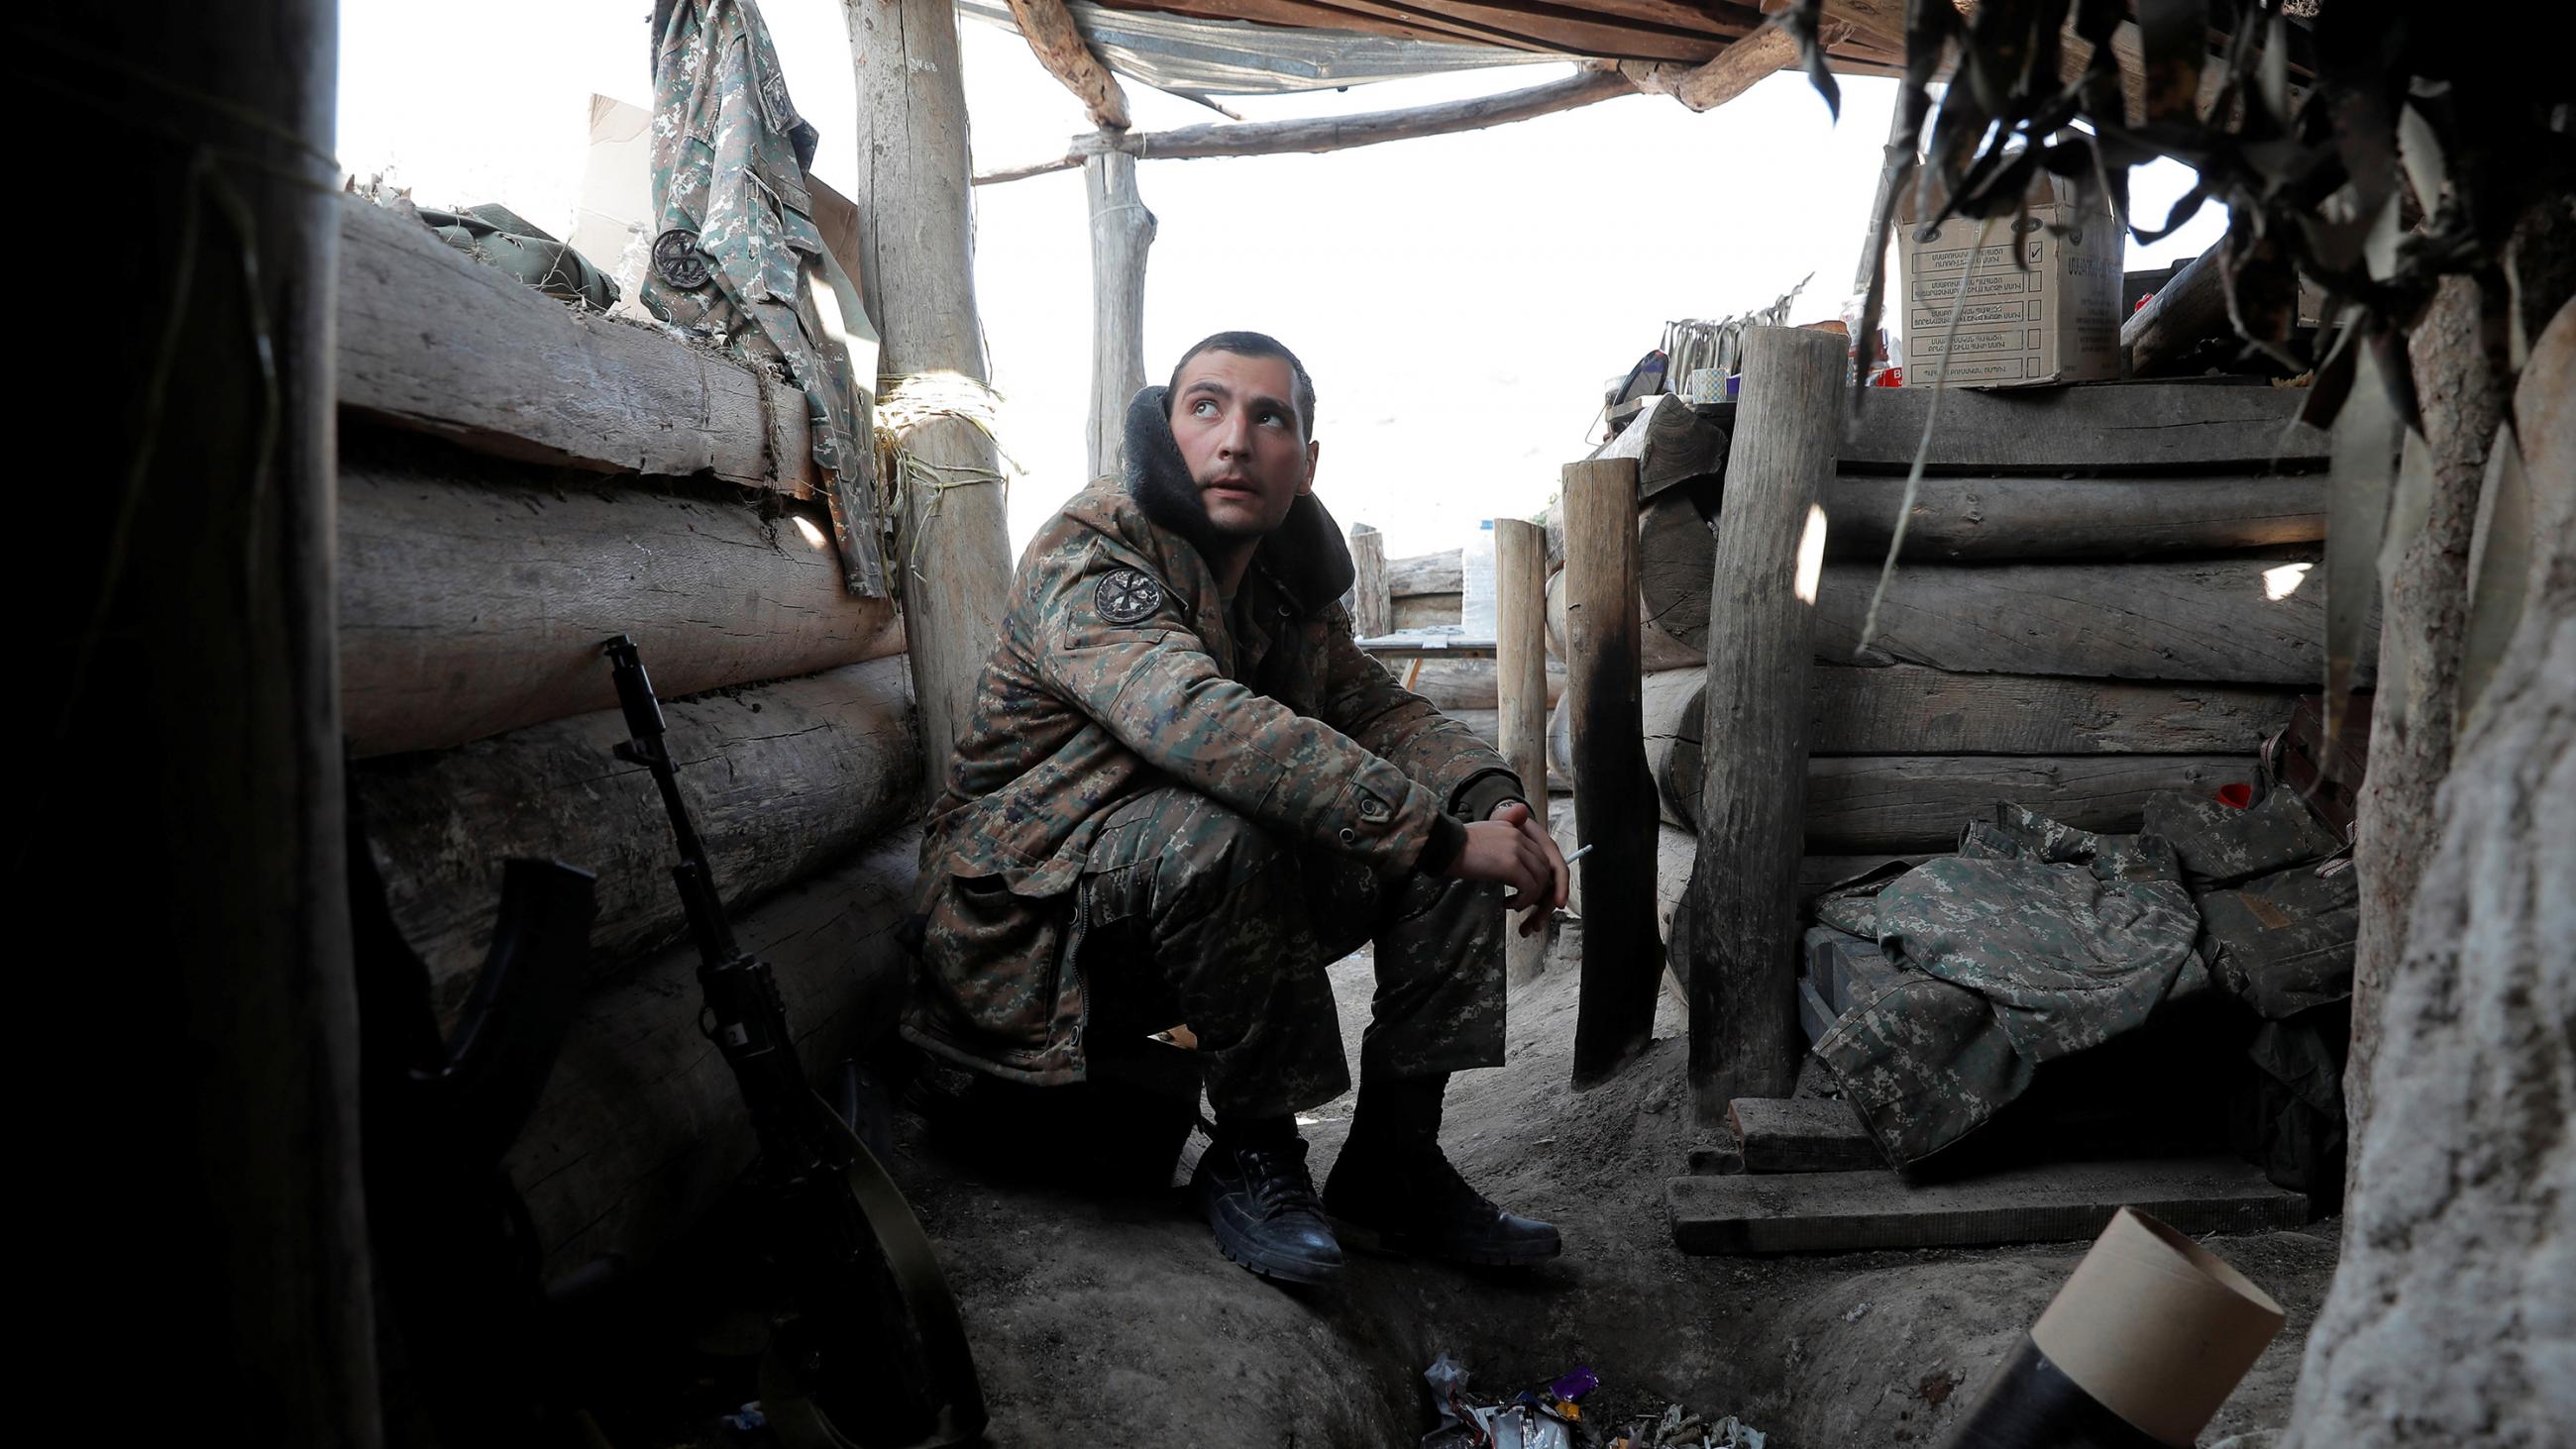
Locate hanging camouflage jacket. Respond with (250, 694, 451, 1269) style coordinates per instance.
(644, 0, 884, 592)
(902, 387, 1522, 1086)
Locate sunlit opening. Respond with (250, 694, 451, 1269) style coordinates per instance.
(793, 514, 828, 550)
(2263, 562, 2311, 600)
(1793, 503, 1829, 604)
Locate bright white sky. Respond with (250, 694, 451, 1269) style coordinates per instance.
(336, 0, 2222, 560)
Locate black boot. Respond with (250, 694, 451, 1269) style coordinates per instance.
(1191, 1119, 1343, 1285)
(1324, 1076, 1561, 1267)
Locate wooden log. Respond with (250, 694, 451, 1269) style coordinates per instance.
(1346, 523, 1392, 639)
(1549, 564, 1701, 670)
(1644, 666, 2298, 820)
(1405, 657, 1561, 712)
(1826, 473, 2327, 560)
(1814, 558, 2344, 685)
(978, 68, 1640, 184)
(1595, 393, 1734, 498)
(1665, 1157, 2308, 1254)
(1837, 380, 2327, 474)
(338, 431, 906, 758)
(337, 193, 811, 495)
(2121, 239, 2229, 378)
(357, 657, 919, 1024)
(1496, 517, 1553, 984)
(1084, 151, 1155, 479)
(1618, 24, 1803, 114)
(1727, 1097, 1886, 1174)
(1004, 0, 1129, 129)
(1683, 327, 1845, 1121)
(1562, 457, 1661, 1086)
(510, 826, 921, 1279)
(850, 0, 1017, 791)
(1394, 591, 1462, 632)
(1638, 489, 1720, 660)
(1388, 548, 1464, 597)
(1803, 754, 2254, 853)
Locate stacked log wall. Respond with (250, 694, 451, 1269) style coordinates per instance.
(1549, 381, 2341, 945)
(334, 194, 931, 1279)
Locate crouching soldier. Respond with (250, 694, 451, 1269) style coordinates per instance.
(902, 332, 1570, 1284)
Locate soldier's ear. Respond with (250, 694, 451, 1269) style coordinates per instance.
(1301, 438, 1320, 494)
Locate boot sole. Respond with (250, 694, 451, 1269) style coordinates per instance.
(1330, 1214, 1561, 1268)
(1212, 1231, 1342, 1285)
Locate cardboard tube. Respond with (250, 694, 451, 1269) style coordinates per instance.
(2027, 1207, 2287, 1446)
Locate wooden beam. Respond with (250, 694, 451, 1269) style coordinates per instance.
(1346, 523, 1392, 638)
(1726, 1097, 1886, 1173)
(1838, 381, 2327, 473)
(1495, 517, 1553, 983)
(1389, 548, 1464, 596)
(337, 193, 812, 495)
(1803, 753, 2255, 853)
(1085, 151, 1155, 479)
(977, 68, 1640, 184)
(1829, 472, 2327, 560)
(850, 0, 1018, 792)
(2122, 238, 2230, 377)
(1619, 23, 1836, 113)
(1682, 327, 1844, 1123)
(1562, 457, 1661, 1085)
(357, 657, 920, 1024)
(338, 431, 905, 759)
(1666, 1157, 2309, 1254)
(1005, 0, 1130, 130)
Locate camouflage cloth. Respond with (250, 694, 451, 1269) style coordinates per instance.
(643, 0, 885, 594)
(2199, 856, 2359, 1019)
(1817, 802, 2202, 1166)
(903, 386, 1523, 1088)
(1077, 785, 1506, 1117)
(2142, 782, 2345, 888)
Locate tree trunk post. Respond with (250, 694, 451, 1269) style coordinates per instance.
(1495, 516, 1553, 983)
(1681, 326, 1845, 1124)
(1084, 150, 1154, 480)
(1346, 523, 1391, 639)
(38, 4, 376, 1440)
(845, 0, 1016, 792)
(1563, 458, 1660, 1085)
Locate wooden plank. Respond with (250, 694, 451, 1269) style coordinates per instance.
(1813, 558, 2346, 685)
(1837, 381, 2326, 474)
(357, 657, 919, 1024)
(1403, 657, 1563, 711)
(1727, 1097, 1885, 1173)
(1827, 472, 2327, 560)
(1562, 457, 1661, 1086)
(1388, 548, 1464, 597)
(1803, 754, 2255, 853)
(1393, 590, 1463, 632)
(1667, 1157, 2308, 1254)
(336, 194, 811, 493)
(1496, 517, 1553, 983)
(1683, 327, 1845, 1117)
(337, 431, 904, 758)
(1346, 523, 1392, 638)
(510, 826, 920, 1278)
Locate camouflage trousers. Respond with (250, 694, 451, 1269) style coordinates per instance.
(1075, 785, 1507, 1119)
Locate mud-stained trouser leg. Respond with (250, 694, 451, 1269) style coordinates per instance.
(1079, 786, 1508, 1118)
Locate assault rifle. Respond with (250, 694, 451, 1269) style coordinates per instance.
(604, 636, 984, 1449)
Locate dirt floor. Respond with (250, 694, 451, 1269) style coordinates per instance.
(587, 928, 2341, 1448)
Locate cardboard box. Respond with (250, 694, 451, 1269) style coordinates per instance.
(1898, 173, 2123, 388)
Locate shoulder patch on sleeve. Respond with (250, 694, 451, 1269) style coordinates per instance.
(1093, 569, 1166, 625)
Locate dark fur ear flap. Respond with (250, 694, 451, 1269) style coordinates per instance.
(1124, 385, 1222, 551)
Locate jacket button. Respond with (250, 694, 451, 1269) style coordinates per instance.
(1358, 796, 1388, 821)
(1338, 827, 1357, 845)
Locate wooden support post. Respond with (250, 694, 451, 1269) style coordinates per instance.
(1346, 523, 1391, 639)
(847, 0, 1017, 791)
(1085, 151, 1154, 480)
(1681, 326, 1846, 1124)
(1494, 517, 1552, 983)
(1562, 458, 1660, 1085)
(40, 4, 377, 1439)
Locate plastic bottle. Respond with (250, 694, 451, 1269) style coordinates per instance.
(1460, 518, 1498, 639)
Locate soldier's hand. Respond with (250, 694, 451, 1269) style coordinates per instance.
(1440, 800, 1569, 936)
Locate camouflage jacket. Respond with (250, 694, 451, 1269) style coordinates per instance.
(903, 386, 1522, 1084)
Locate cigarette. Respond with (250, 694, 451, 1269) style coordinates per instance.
(1563, 843, 1596, 865)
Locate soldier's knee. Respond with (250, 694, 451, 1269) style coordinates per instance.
(1162, 800, 1291, 899)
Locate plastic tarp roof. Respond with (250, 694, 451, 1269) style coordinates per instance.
(955, 0, 1550, 98)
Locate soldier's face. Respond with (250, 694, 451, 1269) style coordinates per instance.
(1169, 352, 1319, 541)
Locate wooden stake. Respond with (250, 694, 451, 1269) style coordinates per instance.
(1494, 517, 1552, 983)
(1562, 458, 1660, 1085)
(1084, 151, 1155, 480)
(848, 0, 1017, 791)
(1682, 326, 1846, 1123)
(1345, 523, 1391, 639)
